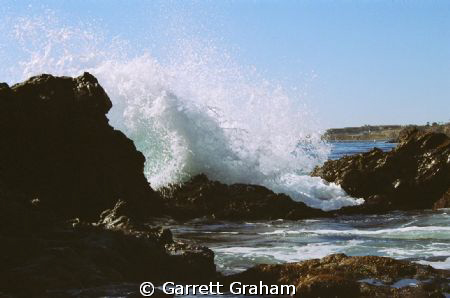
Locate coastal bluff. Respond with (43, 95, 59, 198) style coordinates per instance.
(323, 123, 450, 141)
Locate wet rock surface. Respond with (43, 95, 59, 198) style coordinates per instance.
(225, 253, 450, 297)
(160, 174, 329, 221)
(312, 128, 450, 214)
(0, 199, 215, 297)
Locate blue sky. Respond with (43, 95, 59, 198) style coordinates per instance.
(1, 0, 449, 128)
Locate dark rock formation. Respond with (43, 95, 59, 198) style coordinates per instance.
(312, 128, 450, 213)
(433, 187, 450, 209)
(225, 253, 450, 297)
(0, 74, 217, 297)
(98, 200, 217, 283)
(0, 73, 161, 220)
(160, 174, 329, 220)
(0, 197, 216, 297)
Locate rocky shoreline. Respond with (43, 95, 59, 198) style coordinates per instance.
(224, 253, 449, 297)
(1, 73, 449, 297)
(312, 127, 450, 214)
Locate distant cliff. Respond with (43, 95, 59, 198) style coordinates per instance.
(323, 123, 450, 141)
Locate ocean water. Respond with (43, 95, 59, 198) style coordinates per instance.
(170, 209, 450, 274)
(167, 141, 450, 275)
(328, 140, 398, 160)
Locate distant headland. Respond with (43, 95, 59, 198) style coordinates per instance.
(323, 122, 450, 141)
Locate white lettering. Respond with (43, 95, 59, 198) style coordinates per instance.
(230, 282, 242, 294)
(281, 284, 296, 295)
(160, 281, 294, 295)
(162, 282, 174, 295)
(229, 281, 295, 295)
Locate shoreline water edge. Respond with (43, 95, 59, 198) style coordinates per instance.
(0, 73, 449, 297)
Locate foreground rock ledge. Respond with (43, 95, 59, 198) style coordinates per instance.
(312, 128, 450, 214)
(225, 253, 450, 297)
(0, 198, 217, 297)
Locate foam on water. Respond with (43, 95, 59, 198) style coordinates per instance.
(168, 209, 450, 272)
(417, 257, 450, 270)
(260, 226, 450, 239)
(2, 12, 364, 210)
(215, 239, 365, 264)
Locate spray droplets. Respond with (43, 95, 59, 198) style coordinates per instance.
(5, 12, 363, 210)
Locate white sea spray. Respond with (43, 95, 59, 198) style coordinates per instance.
(2, 12, 363, 210)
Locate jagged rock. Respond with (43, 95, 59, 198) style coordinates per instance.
(224, 253, 450, 297)
(312, 128, 450, 213)
(160, 174, 329, 220)
(0, 196, 217, 297)
(0, 74, 217, 297)
(98, 199, 174, 244)
(0, 73, 160, 220)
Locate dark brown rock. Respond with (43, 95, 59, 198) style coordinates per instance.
(295, 274, 360, 298)
(160, 174, 329, 220)
(0, 74, 217, 297)
(433, 187, 450, 209)
(224, 253, 450, 297)
(0, 73, 161, 220)
(312, 128, 450, 213)
(0, 197, 217, 297)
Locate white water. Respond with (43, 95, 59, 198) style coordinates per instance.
(169, 209, 450, 273)
(2, 13, 364, 210)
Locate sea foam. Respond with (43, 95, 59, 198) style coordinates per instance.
(3, 12, 363, 210)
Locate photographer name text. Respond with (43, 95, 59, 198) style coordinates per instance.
(140, 281, 296, 296)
